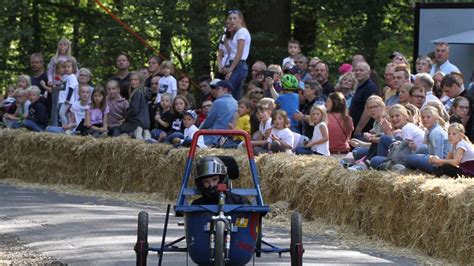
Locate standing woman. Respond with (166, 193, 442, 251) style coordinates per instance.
(145, 56, 162, 88)
(224, 10, 251, 100)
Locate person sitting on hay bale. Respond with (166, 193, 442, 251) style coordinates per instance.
(192, 156, 249, 205)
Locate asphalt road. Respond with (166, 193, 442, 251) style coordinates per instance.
(0, 182, 421, 265)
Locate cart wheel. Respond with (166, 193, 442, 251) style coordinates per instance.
(214, 220, 225, 266)
(135, 211, 149, 266)
(290, 212, 303, 266)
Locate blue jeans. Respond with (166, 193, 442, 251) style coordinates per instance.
(294, 147, 322, 155)
(151, 129, 166, 141)
(370, 156, 387, 169)
(46, 126, 66, 134)
(353, 147, 369, 160)
(228, 61, 248, 100)
(405, 154, 434, 173)
(12, 120, 45, 132)
(165, 131, 184, 144)
(376, 135, 395, 157)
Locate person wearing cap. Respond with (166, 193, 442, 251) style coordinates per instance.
(200, 80, 238, 146)
(172, 109, 207, 148)
(429, 42, 460, 76)
(191, 156, 249, 205)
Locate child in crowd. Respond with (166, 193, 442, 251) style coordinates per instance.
(83, 87, 109, 138)
(267, 110, 294, 153)
(164, 95, 189, 143)
(272, 74, 299, 133)
(172, 110, 206, 148)
(431, 123, 474, 177)
(246, 102, 273, 155)
(17, 74, 31, 90)
(223, 99, 252, 148)
(106, 80, 129, 136)
(12, 86, 48, 132)
(196, 100, 212, 127)
(1, 85, 16, 115)
(282, 39, 301, 69)
(3, 89, 28, 128)
(327, 92, 354, 154)
(369, 104, 425, 169)
(405, 106, 450, 174)
(151, 93, 173, 142)
(156, 60, 177, 104)
(47, 38, 75, 85)
(47, 85, 91, 135)
(295, 105, 329, 155)
(59, 59, 78, 126)
(120, 72, 151, 140)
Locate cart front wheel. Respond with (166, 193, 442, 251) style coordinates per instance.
(214, 220, 225, 266)
(135, 211, 149, 266)
(290, 212, 303, 266)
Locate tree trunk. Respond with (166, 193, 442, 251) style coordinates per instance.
(158, 0, 176, 61)
(72, 0, 80, 59)
(188, 0, 211, 77)
(241, 0, 291, 66)
(31, 0, 42, 53)
(293, 0, 317, 56)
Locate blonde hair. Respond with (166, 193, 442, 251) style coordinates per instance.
(258, 97, 276, 111)
(389, 104, 410, 126)
(448, 123, 471, 144)
(129, 71, 145, 97)
(404, 103, 421, 125)
(365, 95, 385, 111)
(160, 93, 172, 103)
(26, 86, 41, 95)
(421, 105, 446, 129)
(309, 105, 327, 126)
(55, 38, 72, 57)
(425, 102, 450, 125)
(17, 74, 32, 88)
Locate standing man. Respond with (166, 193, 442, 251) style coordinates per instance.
(110, 54, 132, 99)
(30, 53, 50, 118)
(313, 61, 334, 96)
(200, 81, 237, 146)
(350, 62, 379, 137)
(429, 42, 460, 76)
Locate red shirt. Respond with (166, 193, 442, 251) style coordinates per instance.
(327, 113, 354, 152)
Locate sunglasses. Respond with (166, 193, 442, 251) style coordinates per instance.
(228, 9, 240, 14)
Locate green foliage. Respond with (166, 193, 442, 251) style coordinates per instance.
(0, 0, 414, 94)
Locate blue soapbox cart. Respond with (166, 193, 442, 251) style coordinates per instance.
(134, 130, 304, 265)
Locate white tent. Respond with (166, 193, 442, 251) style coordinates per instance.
(431, 30, 474, 45)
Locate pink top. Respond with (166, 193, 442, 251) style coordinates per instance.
(327, 113, 354, 152)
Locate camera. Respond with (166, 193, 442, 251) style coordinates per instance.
(263, 70, 275, 79)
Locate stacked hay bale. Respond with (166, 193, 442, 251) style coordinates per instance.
(0, 130, 472, 263)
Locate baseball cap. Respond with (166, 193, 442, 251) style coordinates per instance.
(183, 109, 197, 120)
(215, 80, 233, 92)
(210, 79, 222, 88)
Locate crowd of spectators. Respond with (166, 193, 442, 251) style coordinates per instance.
(2, 10, 474, 178)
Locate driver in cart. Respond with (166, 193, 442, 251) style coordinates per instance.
(192, 156, 250, 205)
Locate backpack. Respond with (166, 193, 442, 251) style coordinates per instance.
(377, 140, 413, 170)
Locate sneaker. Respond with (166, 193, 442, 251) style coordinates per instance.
(99, 132, 108, 138)
(65, 129, 73, 136)
(143, 129, 152, 140)
(390, 164, 406, 173)
(340, 158, 355, 168)
(134, 127, 144, 140)
(348, 162, 368, 172)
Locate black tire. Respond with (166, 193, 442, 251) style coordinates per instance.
(136, 211, 149, 266)
(290, 212, 303, 266)
(214, 220, 225, 266)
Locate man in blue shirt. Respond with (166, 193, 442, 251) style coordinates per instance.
(200, 81, 238, 146)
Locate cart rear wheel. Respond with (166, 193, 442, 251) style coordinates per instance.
(214, 220, 225, 266)
(290, 212, 303, 266)
(136, 211, 149, 266)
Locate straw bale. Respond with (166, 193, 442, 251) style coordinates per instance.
(1, 129, 473, 263)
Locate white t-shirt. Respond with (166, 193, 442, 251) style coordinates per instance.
(219, 42, 231, 67)
(311, 122, 330, 156)
(183, 124, 207, 148)
(156, 75, 177, 103)
(454, 139, 474, 163)
(59, 74, 79, 104)
(73, 85, 94, 104)
(267, 127, 294, 149)
(229, 28, 251, 61)
(401, 122, 425, 148)
(70, 100, 88, 130)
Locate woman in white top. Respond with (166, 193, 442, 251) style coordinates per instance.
(222, 10, 251, 100)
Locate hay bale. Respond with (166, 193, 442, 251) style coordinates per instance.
(0, 129, 472, 263)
